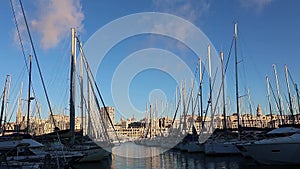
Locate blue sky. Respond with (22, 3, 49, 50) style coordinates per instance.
(1, 0, 300, 122)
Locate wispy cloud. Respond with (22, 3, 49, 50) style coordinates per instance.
(151, 0, 211, 57)
(11, 0, 30, 53)
(31, 0, 84, 49)
(152, 0, 210, 23)
(239, 0, 273, 13)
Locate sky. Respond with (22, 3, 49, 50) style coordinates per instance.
(0, 0, 300, 123)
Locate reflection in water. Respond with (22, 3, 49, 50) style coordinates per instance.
(112, 150, 243, 169)
(112, 141, 166, 158)
(73, 142, 300, 169)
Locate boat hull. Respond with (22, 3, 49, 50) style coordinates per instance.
(204, 142, 240, 155)
(187, 142, 204, 153)
(241, 142, 300, 165)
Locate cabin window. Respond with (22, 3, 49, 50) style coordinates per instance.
(271, 150, 280, 153)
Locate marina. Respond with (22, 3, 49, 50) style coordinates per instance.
(73, 142, 300, 169)
(1, 0, 300, 168)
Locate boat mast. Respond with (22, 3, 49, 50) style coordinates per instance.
(26, 55, 32, 134)
(285, 68, 300, 121)
(266, 76, 274, 128)
(234, 23, 241, 139)
(87, 69, 91, 136)
(272, 64, 283, 125)
(199, 57, 203, 131)
(220, 52, 227, 130)
(70, 28, 76, 142)
(155, 97, 158, 136)
(294, 84, 300, 116)
(284, 65, 295, 124)
(208, 45, 213, 132)
(79, 42, 84, 135)
(183, 79, 187, 134)
(16, 82, 23, 130)
(247, 89, 254, 127)
(149, 104, 152, 138)
(145, 102, 148, 137)
(0, 75, 9, 129)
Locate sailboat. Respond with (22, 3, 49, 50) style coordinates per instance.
(204, 23, 241, 155)
(70, 28, 116, 163)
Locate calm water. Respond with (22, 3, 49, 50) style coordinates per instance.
(73, 142, 299, 169)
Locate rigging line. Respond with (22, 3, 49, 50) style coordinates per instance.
(171, 87, 181, 127)
(18, 0, 57, 129)
(77, 38, 120, 143)
(201, 65, 219, 129)
(10, 0, 28, 70)
(10, 0, 43, 121)
(18, 1, 65, 159)
(85, 66, 110, 141)
(184, 61, 201, 117)
(7, 97, 18, 123)
(287, 68, 299, 92)
(225, 38, 234, 74)
(9, 66, 25, 100)
(269, 81, 280, 114)
(200, 37, 234, 133)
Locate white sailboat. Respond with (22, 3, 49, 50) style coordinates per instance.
(204, 23, 241, 155)
(69, 28, 114, 163)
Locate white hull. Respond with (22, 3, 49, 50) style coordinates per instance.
(204, 141, 240, 155)
(238, 133, 300, 165)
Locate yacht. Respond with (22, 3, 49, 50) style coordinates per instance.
(236, 127, 300, 165)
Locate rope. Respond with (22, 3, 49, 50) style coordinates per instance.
(76, 37, 120, 143)
(18, 0, 58, 130)
(17, 0, 66, 163)
(10, 0, 43, 128)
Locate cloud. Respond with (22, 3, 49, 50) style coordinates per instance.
(152, 0, 210, 23)
(11, 0, 30, 53)
(239, 0, 273, 13)
(31, 0, 84, 49)
(151, 0, 211, 57)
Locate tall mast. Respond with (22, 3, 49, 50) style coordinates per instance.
(155, 97, 158, 136)
(273, 64, 283, 125)
(220, 52, 226, 130)
(284, 65, 295, 124)
(145, 102, 148, 133)
(149, 104, 152, 138)
(16, 82, 23, 127)
(234, 23, 241, 139)
(87, 69, 91, 136)
(208, 45, 213, 131)
(175, 86, 178, 112)
(79, 42, 84, 134)
(4, 76, 11, 130)
(199, 58, 203, 130)
(286, 68, 300, 119)
(189, 78, 195, 132)
(266, 76, 274, 128)
(247, 89, 254, 127)
(0, 76, 9, 128)
(295, 84, 300, 115)
(70, 28, 76, 141)
(26, 55, 32, 134)
(183, 79, 187, 134)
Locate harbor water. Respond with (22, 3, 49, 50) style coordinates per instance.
(73, 142, 299, 169)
